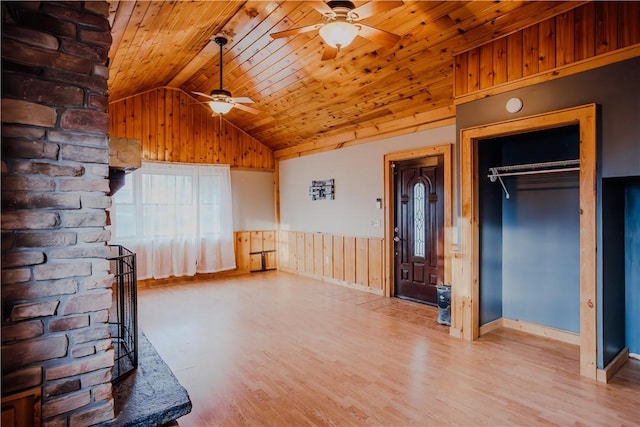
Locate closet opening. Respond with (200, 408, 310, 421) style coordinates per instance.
(477, 125, 580, 341)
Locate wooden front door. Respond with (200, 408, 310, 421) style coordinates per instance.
(393, 155, 444, 305)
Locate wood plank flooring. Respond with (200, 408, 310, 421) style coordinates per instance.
(138, 272, 640, 426)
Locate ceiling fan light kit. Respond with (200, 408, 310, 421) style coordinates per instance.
(319, 20, 359, 48)
(270, 0, 403, 60)
(192, 36, 258, 116)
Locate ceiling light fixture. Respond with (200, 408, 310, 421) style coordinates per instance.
(319, 20, 359, 48)
(208, 99, 233, 115)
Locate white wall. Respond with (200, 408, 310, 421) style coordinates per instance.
(231, 170, 275, 231)
(279, 125, 456, 238)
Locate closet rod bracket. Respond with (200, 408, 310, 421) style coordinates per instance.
(489, 167, 510, 199)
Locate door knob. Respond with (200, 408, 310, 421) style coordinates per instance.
(393, 236, 400, 242)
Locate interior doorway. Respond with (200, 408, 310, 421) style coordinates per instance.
(393, 155, 444, 305)
(458, 104, 597, 380)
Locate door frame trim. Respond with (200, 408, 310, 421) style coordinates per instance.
(458, 103, 597, 379)
(383, 144, 453, 299)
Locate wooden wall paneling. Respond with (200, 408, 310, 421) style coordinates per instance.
(125, 97, 135, 137)
(522, 24, 540, 77)
(333, 235, 344, 281)
(146, 90, 157, 160)
(249, 231, 263, 271)
(323, 234, 333, 278)
(368, 239, 383, 290)
(555, 10, 575, 66)
(263, 231, 275, 251)
(132, 91, 143, 148)
(193, 106, 203, 162)
(574, 2, 595, 62)
(236, 231, 251, 271)
(343, 237, 356, 284)
(304, 232, 314, 275)
(466, 48, 480, 93)
(109, 87, 274, 169)
(164, 88, 174, 161)
(184, 92, 195, 163)
(173, 89, 184, 162)
(287, 232, 295, 271)
(277, 231, 289, 270)
(291, 231, 300, 272)
(454, 53, 468, 97)
(506, 31, 523, 81)
(538, 17, 556, 72)
(595, 1, 618, 55)
(355, 238, 369, 286)
(213, 118, 222, 164)
(250, 231, 263, 253)
(492, 37, 508, 86)
(479, 43, 494, 90)
(156, 88, 166, 162)
(313, 233, 323, 276)
(618, 1, 640, 48)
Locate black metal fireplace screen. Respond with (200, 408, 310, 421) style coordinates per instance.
(108, 245, 138, 382)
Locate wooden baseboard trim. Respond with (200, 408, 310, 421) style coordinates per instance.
(449, 327, 462, 339)
(279, 268, 384, 296)
(502, 318, 580, 345)
(597, 348, 629, 383)
(323, 277, 384, 296)
(479, 318, 503, 336)
(138, 269, 250, 288)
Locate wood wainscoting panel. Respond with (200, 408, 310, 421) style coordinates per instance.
(277, 231, 384, 294)
(235, 231, 277, 274)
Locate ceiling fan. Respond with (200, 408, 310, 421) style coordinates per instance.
(270, 1, 404, 60)
(192, 36, 259, 115)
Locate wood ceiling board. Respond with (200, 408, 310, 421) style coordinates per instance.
(163, 1, 247, 87)
(182, 1, 312, 95)
(108, 0, 587, 153)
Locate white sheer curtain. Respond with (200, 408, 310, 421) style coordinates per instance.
(111, 161, 236, 279)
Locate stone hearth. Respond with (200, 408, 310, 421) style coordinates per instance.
(109, 331, 192, 426)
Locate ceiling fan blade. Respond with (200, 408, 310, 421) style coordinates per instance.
(270, 23, 324, 39)
(228, 97, 254, 104)
(351, 1, 404, 20)
(192, 91, 214, 99)
(232, 103, 260, 115)
(321, 45, 339, 61)
(357, 24, 401, 48)
(308, 1, 334, 15)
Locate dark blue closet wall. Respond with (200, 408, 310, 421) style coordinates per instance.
(479, 127, 580, 331)
(626, 183, 640, 355)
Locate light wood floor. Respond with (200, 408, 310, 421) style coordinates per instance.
(139, 272, 640, 426)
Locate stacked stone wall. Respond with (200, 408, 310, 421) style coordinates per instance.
(1, 2, 114, 425)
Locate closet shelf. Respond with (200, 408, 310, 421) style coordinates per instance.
(488, 159, 580, 199)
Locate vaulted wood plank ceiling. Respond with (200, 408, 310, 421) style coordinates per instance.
(108, 1, 584, 154)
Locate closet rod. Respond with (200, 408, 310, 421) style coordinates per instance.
(487, 159, 579, 200)
(491, 167, 580, 178)
(490, 159, 579, 173)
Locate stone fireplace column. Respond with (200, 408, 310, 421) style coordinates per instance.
(1, 2, 115, 425)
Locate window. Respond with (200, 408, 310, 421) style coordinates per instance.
(413, 182, 425, 257)
(111, 162, 236, 279)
